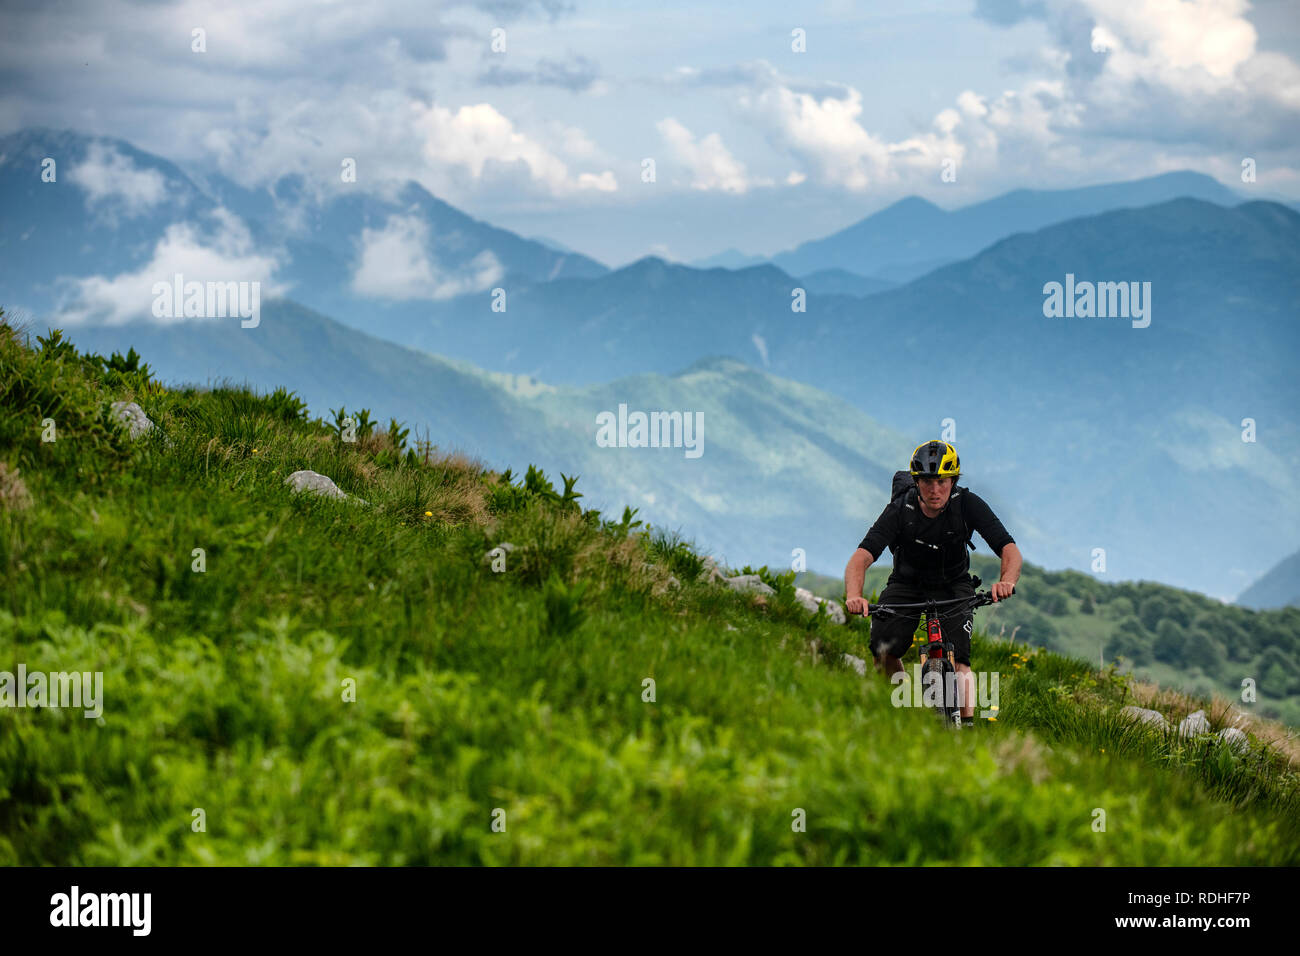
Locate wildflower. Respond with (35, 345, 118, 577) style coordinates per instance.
(424, 510, 433, 517)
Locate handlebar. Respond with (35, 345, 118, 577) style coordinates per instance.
(861, 586, 1014, 617)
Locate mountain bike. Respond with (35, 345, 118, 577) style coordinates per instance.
(865, 587, 1014, 728)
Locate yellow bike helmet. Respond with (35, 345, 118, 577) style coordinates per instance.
(910, 440, 960, 479)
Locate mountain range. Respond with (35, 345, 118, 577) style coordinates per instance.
(765, 171, 1245, 280)
(3, 127, 1297, 599)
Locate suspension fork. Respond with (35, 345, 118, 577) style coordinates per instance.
(921, 601, 962, 721)
(921, 602, 955, 667)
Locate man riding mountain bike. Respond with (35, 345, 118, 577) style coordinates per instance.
(844, 440, 1022, 726)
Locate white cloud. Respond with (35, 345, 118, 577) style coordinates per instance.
(0, 0, 618, 207)
(656, 117, 761, 193)
(977, 0, 1300, 148)
(703, 0, 1300, 194)
(1090, 0, 1255, 79)
(548, 120, 602, 160)
(2, 0, 1297, 243)
(54, 208, 285, 325)
(737, 81, 963, 191)
(718, 54, 1111, 192)
(412, 100, 618, 197)
(67, 141, 168, 216)
(351, 213, 504, 300)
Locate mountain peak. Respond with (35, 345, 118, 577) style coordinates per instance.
(675, 355, 755, 377)
(881, 195, 944, 214)
(616, 255, 681, 276)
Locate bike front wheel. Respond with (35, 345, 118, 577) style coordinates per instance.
(920, 656, 962, 728)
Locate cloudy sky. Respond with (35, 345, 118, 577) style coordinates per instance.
(3, 0, 1299, 267)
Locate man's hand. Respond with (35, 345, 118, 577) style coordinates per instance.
(845, 596, 870, 616)
(991, 580, 1016, 602)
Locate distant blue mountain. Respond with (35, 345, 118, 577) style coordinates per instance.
(767, 171, 1242, 281)
(529, 234, 581, 255)
(0, 127, 609, 323)
(798, 268, 897, 297)
(0, 128, 219, 309)
(1237, 550, 1300, 610)
(689, 247, 773, 270)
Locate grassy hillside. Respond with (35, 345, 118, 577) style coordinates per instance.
(2, 312, 1298, 865)
(799, 554, 1300, 727)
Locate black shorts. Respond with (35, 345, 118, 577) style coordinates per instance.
(868, 574, 978, 666)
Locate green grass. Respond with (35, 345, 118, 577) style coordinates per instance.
(2, 313, 1298, 865)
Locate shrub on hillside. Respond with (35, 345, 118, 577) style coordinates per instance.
(0, 317, 141, 478)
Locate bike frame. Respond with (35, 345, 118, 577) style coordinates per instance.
(863, 588, 1011, 727)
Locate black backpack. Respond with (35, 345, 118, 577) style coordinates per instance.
(887, 470, 976, 557)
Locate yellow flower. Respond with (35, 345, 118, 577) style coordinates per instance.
(424, 510, 433, 517)
(252, 448, 258, 454)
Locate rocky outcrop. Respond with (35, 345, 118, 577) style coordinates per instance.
(110, 401, 154, 439)
(724, 574, 775, 596)
(1217, 726, 1250, 754)
(1119, 706, 1169, 731)
(697, 556, 728, 585)
(1178, 709, 1211, 738)
(284, 470, 369, 505)
(1119, 706, 1252, 755)
(794, 586, 847, 625)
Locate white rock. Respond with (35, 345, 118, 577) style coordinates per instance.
(284, 470, 347, 499)
(283, 470, 368, 505)
(1218, 726, 1249, 754)
(1178, 709, 1211, 737)
(1120, 706, 1169, 731)
(698, 556, 728, 585)
(110, 401, 154, 438)
(793, 586, 847, 624)
(724, 574, 775, 596)
(793, 587, 822, 614)
(821, 599, 847, 625)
